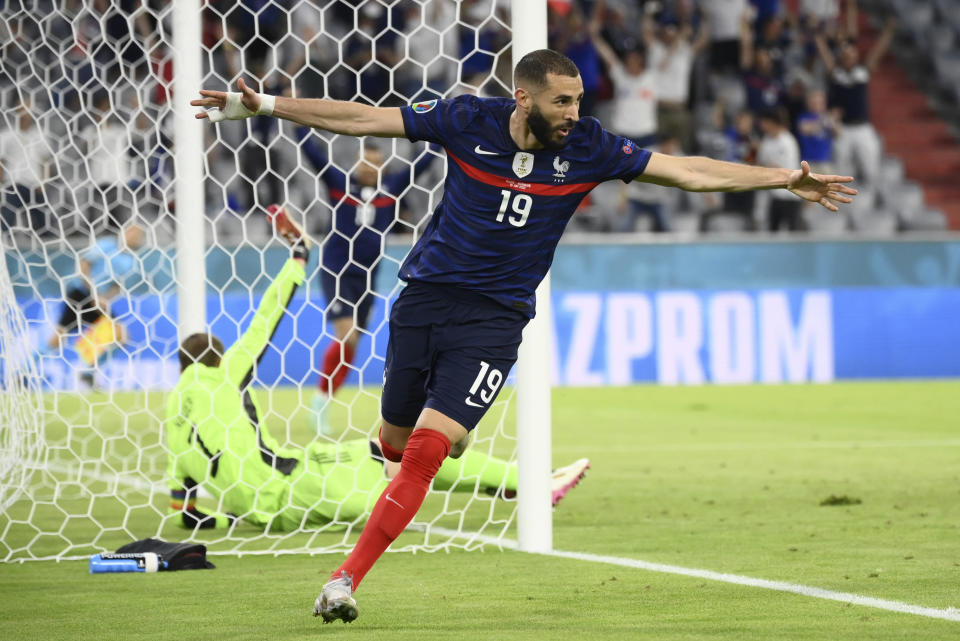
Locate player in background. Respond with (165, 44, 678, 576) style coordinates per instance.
(291, 130, 439, 436)
(47, 221, 145, 388)
(166, 208, 587, 531)
(193, 49, 857, 624)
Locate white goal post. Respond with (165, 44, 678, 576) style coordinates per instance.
(0, 0, 554, 561)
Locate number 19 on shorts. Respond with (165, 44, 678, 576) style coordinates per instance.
(496, 190, 532, 227)
(465, 360, 503, 408)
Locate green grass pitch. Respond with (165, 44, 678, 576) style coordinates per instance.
(2, 381, 959, 640)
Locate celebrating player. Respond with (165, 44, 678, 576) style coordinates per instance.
(192, 49, 857, 623)
(166, 208, 588, 533)
(291, 130, 438, 436)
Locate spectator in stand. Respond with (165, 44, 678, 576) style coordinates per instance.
(756, 108, 802, 231)
(550, 3, 602, 117)
(750, 0, 783, 28)
(814, 16, 896, 209)
(698, 0, 752, 75)
(0, 103, 51, 234)
(588, 11, 658, 147)
(456, 0, 512, 97)
(647, 10, 709, 152)
(78, 90, 135, 231)
(800, 0, 839, 24)
(795, 89, 837, 174)
(742, 47, 785, 114)
(616, 135, 685, 233)
(800, 0, 853, 36)
(342, 4, 406, 106)
(76, 0, 156, 85)
(754, 14, 794, 79)
(720, 109, 759, 220)
(723, 110, 759, 165)
(402, 1, 460, 97)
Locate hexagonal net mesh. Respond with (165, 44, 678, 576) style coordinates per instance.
(1, 0, 521, 562)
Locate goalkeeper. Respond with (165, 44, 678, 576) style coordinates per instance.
(166, 209, 587, 531)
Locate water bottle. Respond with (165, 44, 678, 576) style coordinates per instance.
(89, 552, 161, 574)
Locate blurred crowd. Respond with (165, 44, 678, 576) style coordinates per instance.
(0, 0, 909, 245)
(560, 0, 897, 233)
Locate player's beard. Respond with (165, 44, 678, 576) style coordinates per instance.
(527, 104, 571, 151)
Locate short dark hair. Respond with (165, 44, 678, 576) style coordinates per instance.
(179, 333, 224, 371)
(514, 49, 580, 91)
(759, 107, 786, 128)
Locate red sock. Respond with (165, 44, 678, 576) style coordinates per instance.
(378, 426, 404, 463)
(318, 340, 355, 396)
(332, 429, 450, 589)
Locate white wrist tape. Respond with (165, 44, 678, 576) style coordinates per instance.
(207, 92, 274, 123)
(256, 93, 275, 116)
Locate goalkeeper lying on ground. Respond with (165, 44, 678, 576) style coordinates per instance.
(165, 206, 589, 531)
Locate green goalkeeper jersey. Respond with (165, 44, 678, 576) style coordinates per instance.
(165, 259, 306, 527)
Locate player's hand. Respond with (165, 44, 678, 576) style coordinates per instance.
(191, 78, 262, 122)
(787, 161, 858, 212)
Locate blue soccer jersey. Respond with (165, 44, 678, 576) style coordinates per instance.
(297, 128, 437, 277)
(399, 95, 651, 316)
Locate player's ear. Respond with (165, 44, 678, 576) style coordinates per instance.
(514, 86, 531, 110)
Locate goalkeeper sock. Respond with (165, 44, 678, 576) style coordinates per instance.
(318, 341, 355, 396)
(432, 448, 517, 493)
(333, 428, 450, 589)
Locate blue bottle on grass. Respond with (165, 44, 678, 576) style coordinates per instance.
(89, 552, 162, 573)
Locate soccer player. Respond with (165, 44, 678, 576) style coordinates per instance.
(192, 49, 857, 623)
(48, 221, 145, 387)
(292, 130, 438, 436)
(166, 208, 588, 532)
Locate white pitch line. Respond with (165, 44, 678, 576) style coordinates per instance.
(553, 439, 960, 454)
(426, 526, 960, 623)
(40, 466, 960, 623)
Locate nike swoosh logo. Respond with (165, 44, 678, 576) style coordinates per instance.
(385, 493, 405, 509)
(464, 397, 484, 408)
(474, 145, 499, 156)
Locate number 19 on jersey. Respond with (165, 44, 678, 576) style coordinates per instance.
(495, 190, 532, 227)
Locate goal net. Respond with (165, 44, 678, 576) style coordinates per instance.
(0, 0, 522, 562)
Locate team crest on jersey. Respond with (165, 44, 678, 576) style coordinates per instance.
(411, 99, 437, 113)
(552, 156, 570, 181)
(512, 152, 534, 178)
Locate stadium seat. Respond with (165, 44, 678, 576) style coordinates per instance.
(928, 24, 956, 55)
(671, 211, 702, 235)
(879, 155, 904, 184)
(932, 52, 960, 89)
(894, 0, 935, 45)
(702, 211, 751, 233)
(891, 181, 926, 218)
(899, 207, 948, 231)
(803, 208, 848, 235)
(849, 208, 898, 236)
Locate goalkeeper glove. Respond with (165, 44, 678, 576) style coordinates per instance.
(175, 506, 236, 530)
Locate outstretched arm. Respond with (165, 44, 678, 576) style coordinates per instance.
(637, 153, 857, 211)
(813, 33, 836, 73)
(221, 212, 309, 387)
(865, 17, 897, 72)
(587, 8, 622, 72)
(191, 78, 406, 138)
